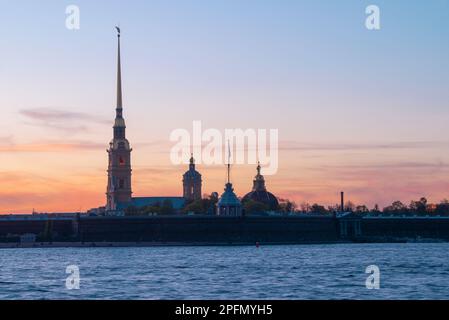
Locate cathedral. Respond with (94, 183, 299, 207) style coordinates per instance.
(182, 154, 202, 202)
(242, 162, 279, 211)
(104, 29, 277, 216)
(106, 28, 132, 211)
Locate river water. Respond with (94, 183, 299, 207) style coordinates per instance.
(0, 243, 448, 299)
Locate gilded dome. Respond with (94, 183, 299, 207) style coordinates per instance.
(242, 162, 279, 210)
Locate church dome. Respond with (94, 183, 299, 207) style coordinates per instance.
(183, 169, 201, 179)
(183, 154, 202, 202)
(242, 162, 279, 210)
(183, 155, 202, 179)
(218, 183, 241, 207)
(242, 190, 279, 209)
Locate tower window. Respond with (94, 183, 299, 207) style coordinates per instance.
(119, 156, 125, 166)
(119, 179, 125, 189)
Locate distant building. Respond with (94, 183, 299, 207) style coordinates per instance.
(103, 30, 190, 216)
(106, 28, 132, 211)
(217, 183, 242, 216)
(242, 162, 279, 210)
(216, 148, 242, 216)
(183, 154, 202, 202)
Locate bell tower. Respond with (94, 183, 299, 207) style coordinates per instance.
(183, 154, 202, 202)
(106, 27, 132, 210)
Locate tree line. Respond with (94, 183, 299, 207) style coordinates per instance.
(125, 195, 449, 217)
(298, 197, 449, 216)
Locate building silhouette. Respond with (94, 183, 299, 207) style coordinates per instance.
(106, 29, 132, 211)
(105, 29, 185, 214)
(183, 154, 202, 202)
(216, 147, 242, 216)
(242, 162, 279, 210)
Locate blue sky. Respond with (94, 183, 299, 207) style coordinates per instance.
(1, 0, 449, 212)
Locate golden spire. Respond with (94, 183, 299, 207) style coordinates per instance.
(116, 26, 122, 113)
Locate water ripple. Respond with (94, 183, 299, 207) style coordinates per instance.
(1, 243, 449, 299)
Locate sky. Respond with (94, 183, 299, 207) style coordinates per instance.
(1, 0, 449, 213)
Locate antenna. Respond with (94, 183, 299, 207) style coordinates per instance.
(227, 140, 231, 184)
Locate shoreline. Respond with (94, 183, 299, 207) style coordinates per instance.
(0, 238, 445, 249)
(0, 240, 351, 249)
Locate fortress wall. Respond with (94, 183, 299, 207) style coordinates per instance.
(6, 215, 449, 244)
(77, 216, 339, 243)
(362, 218, 449, 240)
(0, 219, 74, 241)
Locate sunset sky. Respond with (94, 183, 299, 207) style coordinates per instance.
(1, 0, 449, 213)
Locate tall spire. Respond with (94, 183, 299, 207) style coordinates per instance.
(106, 26, 132, 211)
(189, 153, 195, 170)
(116, 26, 123, 115)
(216, 140, 242, 216)
(113, 26, 126, 139)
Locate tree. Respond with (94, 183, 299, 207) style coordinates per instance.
(383, 201, 407, 215)
(279, 199, 297, 213)
(310, 204, 328, 215)
(409, 197, 427, 215)
(327, 204, 340, 214)
(160, 199, 174, 215)
(392, 201, 407, 212)
(243, 200, 269, 214)
(355, 205, 369, 214)
(436, 199, 449, 216)
(372, 204, 380, 213)
(183, 200, 203, 214)
(344, 201, 355, 212)
(202, 193, 219, 213)
(300, 202, 311, 213)
(182, 193, 220, 214)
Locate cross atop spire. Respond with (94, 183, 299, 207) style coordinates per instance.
(113, 27, 126, 139)
(189, 153, 195, 170)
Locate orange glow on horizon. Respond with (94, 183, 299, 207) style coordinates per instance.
(2, 145, 449, 214)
